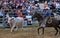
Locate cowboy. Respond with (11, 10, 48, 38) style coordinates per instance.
(40, 7, 51, 27)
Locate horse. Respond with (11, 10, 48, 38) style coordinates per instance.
(7, 17, 24, 32)
(32, 12, 60, 35)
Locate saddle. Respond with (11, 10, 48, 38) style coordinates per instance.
(47, 18, 52, 24)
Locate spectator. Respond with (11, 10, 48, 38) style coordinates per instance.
(56, 1, 60, 9)
(9, 0, 13, 6)
(13, 9, 18, 17)
(22, 0, 27, 7)
(50, 4, 55, 10)
(16, 3, 22, 9)
(34, 0, 39, 4)
(0, 4, 2, 9)
(26, 13, 32, 25)
(6, 13, 9, 18)
(3, 0, 8, 6)
(8, 9, 13, 17)
(26, 13, 32, 19)
(22, 6, 27, 16)
(17, 10, 22, 17)
(0, 9, 3, 17)
(48, 1, 53, 6)
(11, 4, 16, 9)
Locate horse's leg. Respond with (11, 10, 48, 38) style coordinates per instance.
(37, 27, 42, 35)
(15, 23, 18, 31)
(42, 27, 44, 34)
(20, 22, 23, 31)
(10, 23, 16, 32)
(22, 20, 24, 30)
(56, 25, 60, 34)
(54, 27, 58, 35)
(38, 27, 45, 35)
(38, 20, 45, 35)
(9, 23, 11, 29)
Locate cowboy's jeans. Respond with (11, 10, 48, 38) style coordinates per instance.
(40, 17, 49, 27)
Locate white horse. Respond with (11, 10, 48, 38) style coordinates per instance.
(7, 17, 24, 32)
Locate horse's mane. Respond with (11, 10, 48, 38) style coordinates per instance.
(35, 13, 43, 21)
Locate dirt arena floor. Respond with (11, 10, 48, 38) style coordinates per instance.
(0, 27, 60, 38)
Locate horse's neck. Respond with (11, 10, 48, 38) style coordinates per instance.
(37, 14, 42, 18)
(37, 16, 43, 21)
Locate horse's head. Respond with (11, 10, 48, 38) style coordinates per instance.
(32, 12, 39, 20)
(7, 17, 15, 23)
(32, 12, 43, 21)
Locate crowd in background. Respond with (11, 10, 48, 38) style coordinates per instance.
(0, 0, 40, 18)
(0, 0, 60, 27)
(0, 0, 60, 18)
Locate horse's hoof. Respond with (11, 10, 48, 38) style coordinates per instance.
(37, 32, 39, 35)
(59, 32, 60, 34)
(38, 34, 39, 35)
(42, 33, 44, 35)
(10, 30, 14, 32)
(59, 31, 60, 34)
(10, 30, 13, 32)
(55, 34, 57, 36)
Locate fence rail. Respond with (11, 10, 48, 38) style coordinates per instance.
(0, 16, 4, 23)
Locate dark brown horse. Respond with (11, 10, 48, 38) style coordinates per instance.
(32, 12, 60, 35)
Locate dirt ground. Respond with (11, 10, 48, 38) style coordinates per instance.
(0, 27, 60, 38)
